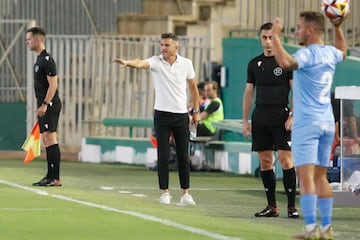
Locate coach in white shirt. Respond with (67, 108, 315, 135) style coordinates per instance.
(113, 33, 200, 206)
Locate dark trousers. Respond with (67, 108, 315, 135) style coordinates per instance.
(154, 110, 190, 190)
(197, 123, 214, 136)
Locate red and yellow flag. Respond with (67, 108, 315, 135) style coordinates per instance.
(21, 121, 41, 163)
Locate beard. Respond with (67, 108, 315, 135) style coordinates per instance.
(297, 37, 305, 46)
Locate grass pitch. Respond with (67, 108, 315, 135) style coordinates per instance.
(0, 156, 359, 240)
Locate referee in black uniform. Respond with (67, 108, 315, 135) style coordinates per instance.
(26, 27, 62, 187)
(242, 22, 298, 218)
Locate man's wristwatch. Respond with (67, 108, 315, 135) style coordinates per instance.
(42, 100, 50, 106)
(289, 111, 293, 116)
(192, 109, 201, 114)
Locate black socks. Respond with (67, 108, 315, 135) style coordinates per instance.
(283, 167, 297, 208)
(261, 169, 277, 207)
(46, 144, 61, 180)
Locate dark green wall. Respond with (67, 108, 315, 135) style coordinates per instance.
(222, 37, 360, 120)
(222, 38, 262, 119)
(0, 103, 26, 150)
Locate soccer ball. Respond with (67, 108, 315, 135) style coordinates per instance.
(321, 0, 350, 19)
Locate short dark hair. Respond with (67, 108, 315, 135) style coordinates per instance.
(26, 27, 46, 37)
(197, 81, 205, 90)
(205, 80, 219, 92)
(161, 33, 178, 41)
(300, 11, 325, 33)
(259, 22, 272, 32)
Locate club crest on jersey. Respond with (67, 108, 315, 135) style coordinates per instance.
(273, 67, 282, 76)
(34, 65, 39, 72)
(257, 61, 262, 67)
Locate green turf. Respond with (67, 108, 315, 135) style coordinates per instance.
(0, 157, 359, 240)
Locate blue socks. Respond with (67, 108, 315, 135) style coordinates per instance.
(300, 194, 317, 225)
(300, 194, 333, 229)
(318, 198, 333, 227)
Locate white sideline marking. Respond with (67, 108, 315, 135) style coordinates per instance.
(118, 190, 132, 194)
(117, 186, 260, 191)
(132, 194, 147, 198)
(1, 208, 55, 211)
(100, 186, 115, 190)
(0, 179, 240, 240)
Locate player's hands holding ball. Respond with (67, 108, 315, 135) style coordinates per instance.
(330, 16, 345, 27)
(321, 0, 350, 27)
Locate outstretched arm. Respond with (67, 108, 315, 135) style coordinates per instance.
(271, 17, 299, 71)
(113, 58, 150, 69)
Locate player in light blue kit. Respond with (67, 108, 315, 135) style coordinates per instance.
(271, 11, 347, 239)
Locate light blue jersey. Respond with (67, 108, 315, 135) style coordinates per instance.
(292, 44, 343, 167)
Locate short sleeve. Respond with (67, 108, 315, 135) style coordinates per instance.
(44, 57, 57, 76)
(293, 48, 311, 70)
(147, 56, 157, 70)
(333, 47, 344, 65)
(186, 60, 195, 80)
(247, 62, 255, 84)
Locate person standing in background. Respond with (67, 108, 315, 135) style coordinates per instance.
(113, 33, 200, 206)
(26, 27, 62, 187)
(242, 22, 298, 219)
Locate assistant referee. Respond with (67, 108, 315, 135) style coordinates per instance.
(26, 27, 62, 187)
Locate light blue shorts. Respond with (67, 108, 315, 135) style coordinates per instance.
(292, 121, 335, 167)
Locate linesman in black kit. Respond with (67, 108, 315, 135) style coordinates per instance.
(26, 27, 62, 187)
(242, 22, 298, 218)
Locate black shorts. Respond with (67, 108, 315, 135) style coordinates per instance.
(37, 98, 62, 133)
(251, 106, 291, 151)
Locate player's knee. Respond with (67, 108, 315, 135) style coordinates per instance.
(42, 132, 57, 147)
(279, 158, 294, 169)
(259, 158, 273, 170)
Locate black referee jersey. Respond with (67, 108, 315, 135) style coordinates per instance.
(247, 54, 292, 106)
(34, 49, 60, 102)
